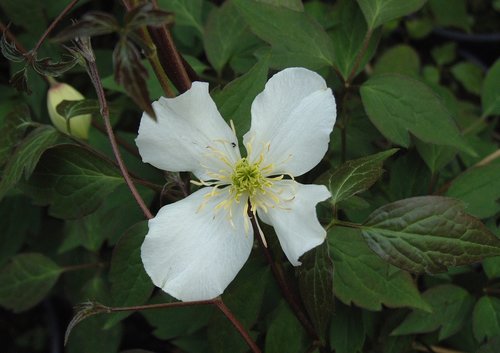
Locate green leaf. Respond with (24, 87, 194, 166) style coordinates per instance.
(0, 196, 40, 266)
(328, 227, 430, 311)
(373, 45, 420, 76)
(212, 56, 269, 139)
(56, 99, 100, 120)
(258, 0, 304, 11)
(208, 259, 271, 353)
(204, 1, 253, 74)
(428, 0, 471, 32)
(360, 74, 471, 152)
(0, 253, 63, 312)
(361, 196, 500, 274)
(105, 221, 153, 328)
(329, 149, 398, 205)
(414, 139, 457, 174)
(431, 42, 457, 66)
(356, 0, 427, 29)
(265, 301, 308, 353)
(32, 56, 77, 77)
(0, 104, 30, 167)
(23, 144, 124, 219)
(297, 242, 334, 342)
(392, 284, 474, 340)
(330, 0, 381, 81)
(330, 302, 365, 353)
(158, 0, 205, 35)
(473, 296, 500, 342)
(234, 0, 335, 70)
(446, 159, 500, 219)
(451, 62, 484, 96)
(0, 126, 60, 201)
(482, 59, 500, 117)
(124, 3, 173, 30)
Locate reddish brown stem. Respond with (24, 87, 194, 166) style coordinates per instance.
(249, 209, 318, 340)
(86, 51, 154, 219)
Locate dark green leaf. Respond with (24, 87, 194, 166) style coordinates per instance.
(361, 196, 500, 273)
(55, 12, 119, 42)
(431, 42, 456, 66)
(1, 31, 25, 62)
(360, 74, 471, 152)
(373, 45, 420, 76)
(234, 0, 335, 70)
(0, 104, 30, 167)
(9, 67, 30, 94)
(125, 3, 174, 30)
(473, 296, 500, 342)
(204, 1, 253, 74)
(329, 149, 398, 205)
(330, 0, 381, 80)
(23, 144, 124, 219)
(446, 159, 500, 219)
(428, 0, 471, 31)
(105, 221, 153, 328)
(482, 59, 500, 117)
(414, 139, 457, 174)
(0, 126, 60, 200)
(451, 62, 484, 96)
(113, 40, 155, 119)
(356, 0, 427, 29)
(265, 301, 308, 353)
(56, 99, 100, 120)
(257, 0, 304, 11)
(212, 56, 269, 139)
(328, 227, 430, 311)
(392, 284, 474, 339)
(32, 56, 77, 77)
(0, 253, 62, 312)
(157, 0, 205, 35)
(297, 242, 334, 342)
(330, 302, 366, 353)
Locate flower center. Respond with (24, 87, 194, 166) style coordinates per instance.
(230, 158, 271, 202)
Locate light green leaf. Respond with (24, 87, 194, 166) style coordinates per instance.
(373, 45, 420, 76)
(265, 301, 308, 353)
(329, 149, 398, 205)
(105, 221, 153, 328)
(23, 144, 124, 219)
(473, 296, 500, 342)
(328, 227, 430, 311)
(297, 242, 334, 342)
(213, 56, 269, 139)
(330, 303, 366, 353)
(446, 158, 500, 219)
(482, 59, 500, 117)
(392, 284, 474, 340)
(360, 74, 471, 152)
(356, 0, 427, 29)
(0, 126, 60, 201)
(157, 0, 205, 34)
(233, 0, 335, 70)
(204, 1, 252, 74)
(451, 62, 484, 96)
(431, 42, 456, 66)
(330, 0, 381, 80)
(361, 196, 500, 273)
(0, 253, 62, 312)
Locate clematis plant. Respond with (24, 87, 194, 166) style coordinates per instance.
(136, 67, 336, 301)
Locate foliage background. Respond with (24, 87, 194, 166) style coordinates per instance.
(0, 0, 500, 352)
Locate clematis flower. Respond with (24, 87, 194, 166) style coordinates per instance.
(136, 67, 336, 301)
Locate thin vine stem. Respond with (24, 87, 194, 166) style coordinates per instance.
(249, 208, 319, 341)
(85, 49, 154, 220)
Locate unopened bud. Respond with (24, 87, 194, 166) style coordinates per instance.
(47, 83, 91, 139)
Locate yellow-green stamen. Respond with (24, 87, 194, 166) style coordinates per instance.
(230, 158, 271, 202)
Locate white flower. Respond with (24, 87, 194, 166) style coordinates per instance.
(136, 68, 336, 301)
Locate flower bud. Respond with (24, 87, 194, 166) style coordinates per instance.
(47, 83, 91, 139)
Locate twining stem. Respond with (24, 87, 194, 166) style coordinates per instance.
(248, 209, 319, 341)
(98, 299, 261, 353)
(31, 0, 80, 56)
(85, 51, 154, 219)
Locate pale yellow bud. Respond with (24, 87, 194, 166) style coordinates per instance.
(47, 83, 91, 139)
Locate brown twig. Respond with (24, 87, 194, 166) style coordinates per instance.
(249, 208, 318, 341)
(85, 45, 154, 219)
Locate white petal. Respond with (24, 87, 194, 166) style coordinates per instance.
(258, 180, 330, 266)
(244, 68, 336, 177)
(136, 82, 240, 180)
(141, 187, 253, 301)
